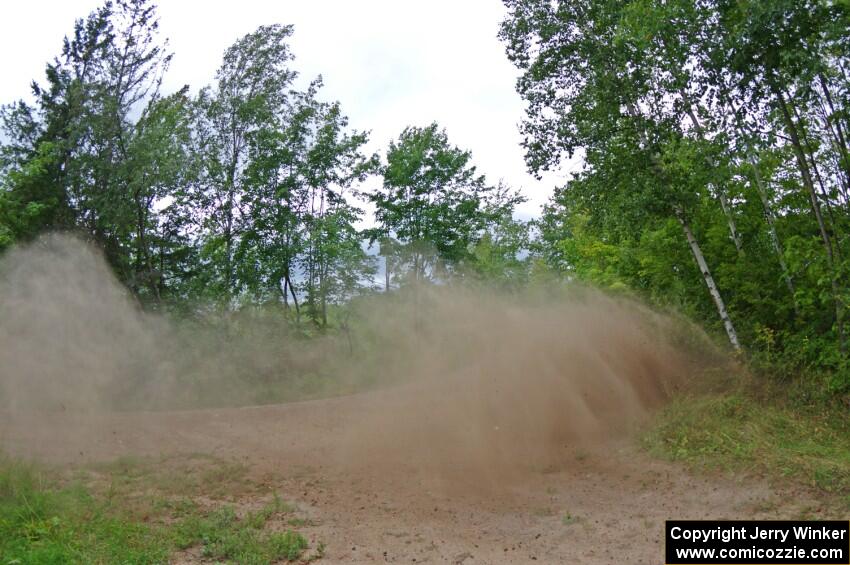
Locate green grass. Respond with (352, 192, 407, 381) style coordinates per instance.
(0, 454, 316, 564)
(173, 501, 308, 564)
(643, 378, 850, 510)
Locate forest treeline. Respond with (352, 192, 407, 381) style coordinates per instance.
(501, 0, 850, 386)
(1, 0, 849, 387)
(0, 0, 527, 329)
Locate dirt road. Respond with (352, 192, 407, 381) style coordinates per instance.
(0, 385, 814, 564)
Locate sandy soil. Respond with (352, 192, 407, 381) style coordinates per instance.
(0, 388, 816, 564)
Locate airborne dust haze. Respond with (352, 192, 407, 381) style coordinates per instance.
(0, 235, 724, 479)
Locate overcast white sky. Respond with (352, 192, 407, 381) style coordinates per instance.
(1, 0, 575, 220)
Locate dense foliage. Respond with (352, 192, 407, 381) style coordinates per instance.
(500, 0, 850, 386)
(0, 0, 525, 328)
(368, 123, 527, 287)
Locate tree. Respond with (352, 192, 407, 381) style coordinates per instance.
(185, 24, 298, 305)
(0, 0, 173, 288)
(500, 0, 742, 350)
(242, 82, 378, 326)
(501, 0, 850, 371)
(370, 123, 499, 284)
(468, 182, 531, 288)
(1, 7, 381, 321)
(123, 88, 193, 301)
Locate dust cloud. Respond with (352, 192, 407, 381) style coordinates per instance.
(332, 286, 710, 486)
(0, 234, 362, 412)
(0, 234, 723, 479)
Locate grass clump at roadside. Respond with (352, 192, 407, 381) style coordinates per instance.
(0, 453, 317, 564)
(0, 456, 170, 563)
(643, 372, 850, 509)
(174, 503, 310, 564)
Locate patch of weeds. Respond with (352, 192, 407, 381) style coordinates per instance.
(561, 512, 580, 525)
(287, 516, 313, 527)
(312, 541, 327, 560)
(175, 499, 307, 563)
(96, 455, 153, 479)
(91, 452, 260, 504)
(198, 459, 254, 498)
(152, 496, 199, 517)
(0, 455, 171, 563)
(644, 387, 850, 511)
(0, 453, 318, 563)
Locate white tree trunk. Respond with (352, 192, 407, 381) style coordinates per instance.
(716, 188, 745, 255)
(747, 153, 799, 313)
(680, 94, 745, 255)
(676, 209, 742, 351)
